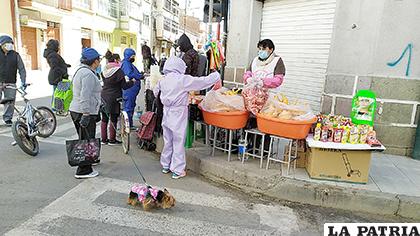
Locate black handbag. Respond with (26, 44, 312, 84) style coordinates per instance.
(66, 127, 101, 167)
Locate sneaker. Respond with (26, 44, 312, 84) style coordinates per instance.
(162, 168, 170, 174)
(130, 126, 137, 131)
(171, 171, 186, 179)
(101, 139, 109, 145)
(108, 140, 122, 146)
(92, 159, 101, 166)
(74, 170, 99, 179)
(4, 120, 12, 127)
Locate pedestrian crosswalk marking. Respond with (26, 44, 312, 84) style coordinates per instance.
(6, 177, 299, 236)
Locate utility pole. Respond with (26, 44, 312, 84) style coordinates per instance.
(12, 0, 22, 52)
(207, 0, 213, 38)
(149, 0, 154, 54)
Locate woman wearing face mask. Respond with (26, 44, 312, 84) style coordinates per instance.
(243, 39, 285, 91)
(243, 39, 286, 151)
(69, 48, 102, 179)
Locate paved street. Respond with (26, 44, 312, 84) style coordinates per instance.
(0, 95, 408, 236)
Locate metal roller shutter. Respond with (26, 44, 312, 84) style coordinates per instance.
(260, 0, 337, 111)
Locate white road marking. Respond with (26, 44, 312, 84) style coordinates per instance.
(6, 177, 298, 236)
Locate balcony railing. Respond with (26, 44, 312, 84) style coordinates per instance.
(19, 0, 72, 11)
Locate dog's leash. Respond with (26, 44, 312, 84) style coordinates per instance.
(128, 153, 149, 186)
(100, 103, 149, 186)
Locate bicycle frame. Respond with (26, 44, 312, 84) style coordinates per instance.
(9, 86, 39, 137)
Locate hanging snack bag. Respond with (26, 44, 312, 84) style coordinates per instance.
(351, 90, 377, 126)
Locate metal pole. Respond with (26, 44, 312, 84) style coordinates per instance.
(149, 0, 154, 53)
(413, 118, 420, 160)
(208, 0, 213, 38)
(13, 0, 22, 52)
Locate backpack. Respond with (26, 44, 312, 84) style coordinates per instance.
(52, 79, 73, 114)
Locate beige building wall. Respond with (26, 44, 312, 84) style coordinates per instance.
(0, 0, 13, 36)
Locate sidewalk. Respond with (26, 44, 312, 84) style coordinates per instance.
(185, 145, 420, 220)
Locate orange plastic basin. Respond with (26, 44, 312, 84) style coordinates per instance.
(200, 108, 249, 130)
(256, 113, 316, 139)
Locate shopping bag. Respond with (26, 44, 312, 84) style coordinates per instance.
(66, 128, 101, 167)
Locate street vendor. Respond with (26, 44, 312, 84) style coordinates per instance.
(243, 39, 286, 92)
(243, 39, 286, 150)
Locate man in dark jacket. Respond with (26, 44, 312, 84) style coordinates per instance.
(177, 33, 199, 76)
(43, 39, 70, 104)
(0, 35, 26, 126)
(141, 42, 152, 73)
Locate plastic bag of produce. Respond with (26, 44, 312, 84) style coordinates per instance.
(201, 87, 246, 112)
(242, 77, 269, 115)
(260, 93, 315, 121)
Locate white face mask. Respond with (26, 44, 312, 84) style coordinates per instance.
(4, 43, 14, 51)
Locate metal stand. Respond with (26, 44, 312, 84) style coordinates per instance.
(209, 126, 238, 162)
(241, 129, 269, 168)
(266, 136, 298, 176)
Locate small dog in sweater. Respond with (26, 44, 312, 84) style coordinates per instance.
(128, 184, 175, 211)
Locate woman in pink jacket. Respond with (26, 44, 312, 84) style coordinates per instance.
(244, 39, 286, 150)
(154, 56, 220, 179)
(243, 39, 285, 90)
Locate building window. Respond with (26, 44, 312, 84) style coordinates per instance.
(171, 21, 178, 34)
(99, 32, 112, 43)
(164, 0, 171, 11)
(172, 1, 178, 16)
(129, 1, 141, 17)
(120, 0, 128, 17)
(73, 0, 91, 9)
(163, 17, 171, 31)
(143, 14, 150, 26)
(121, 36, 127, 44)
(130, 38, 134, 46)
(97, 0, 117, 18)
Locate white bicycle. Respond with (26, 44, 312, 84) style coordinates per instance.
(0, 84, 57, 156)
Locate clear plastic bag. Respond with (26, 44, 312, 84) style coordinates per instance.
(201, 88, 246, 112)
(242, 77, 269, 115)
(260, 93, 315, 121)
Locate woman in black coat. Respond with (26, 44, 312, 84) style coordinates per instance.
(43, 39, 70, 103)
(100, 50, 135, 145)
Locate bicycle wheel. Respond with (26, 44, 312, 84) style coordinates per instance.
(121, 111, 130, 154)
(34, 106, 57, 138)
(12, 121, 39, 156)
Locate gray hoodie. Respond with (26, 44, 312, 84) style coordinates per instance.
(69, 64, 102, 115)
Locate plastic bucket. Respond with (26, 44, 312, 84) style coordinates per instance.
(256, 113, 316, 139)
(200, 107, 249, 130)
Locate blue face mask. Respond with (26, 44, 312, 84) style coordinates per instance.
(258, 50, 270, 60)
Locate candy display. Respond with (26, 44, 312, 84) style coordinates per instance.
(242, 77, 269, 115)
(260, 93, 315, 121)
(200, 87, 246, 112)
(313, 114, 381, 147)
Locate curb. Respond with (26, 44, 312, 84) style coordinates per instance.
(186, 147, 420, 220)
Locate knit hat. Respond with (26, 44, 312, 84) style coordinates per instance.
(81, 48, 101, 61)
(0, 35, 13, 46)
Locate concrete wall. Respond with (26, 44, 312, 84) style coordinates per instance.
(224, 0, 263, 85)
(0, 0, 13, 36)
(324, 0, 420, 156)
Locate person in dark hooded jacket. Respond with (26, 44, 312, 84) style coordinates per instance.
(177, 34, 199, 76)
(43, 39, 70, 102)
